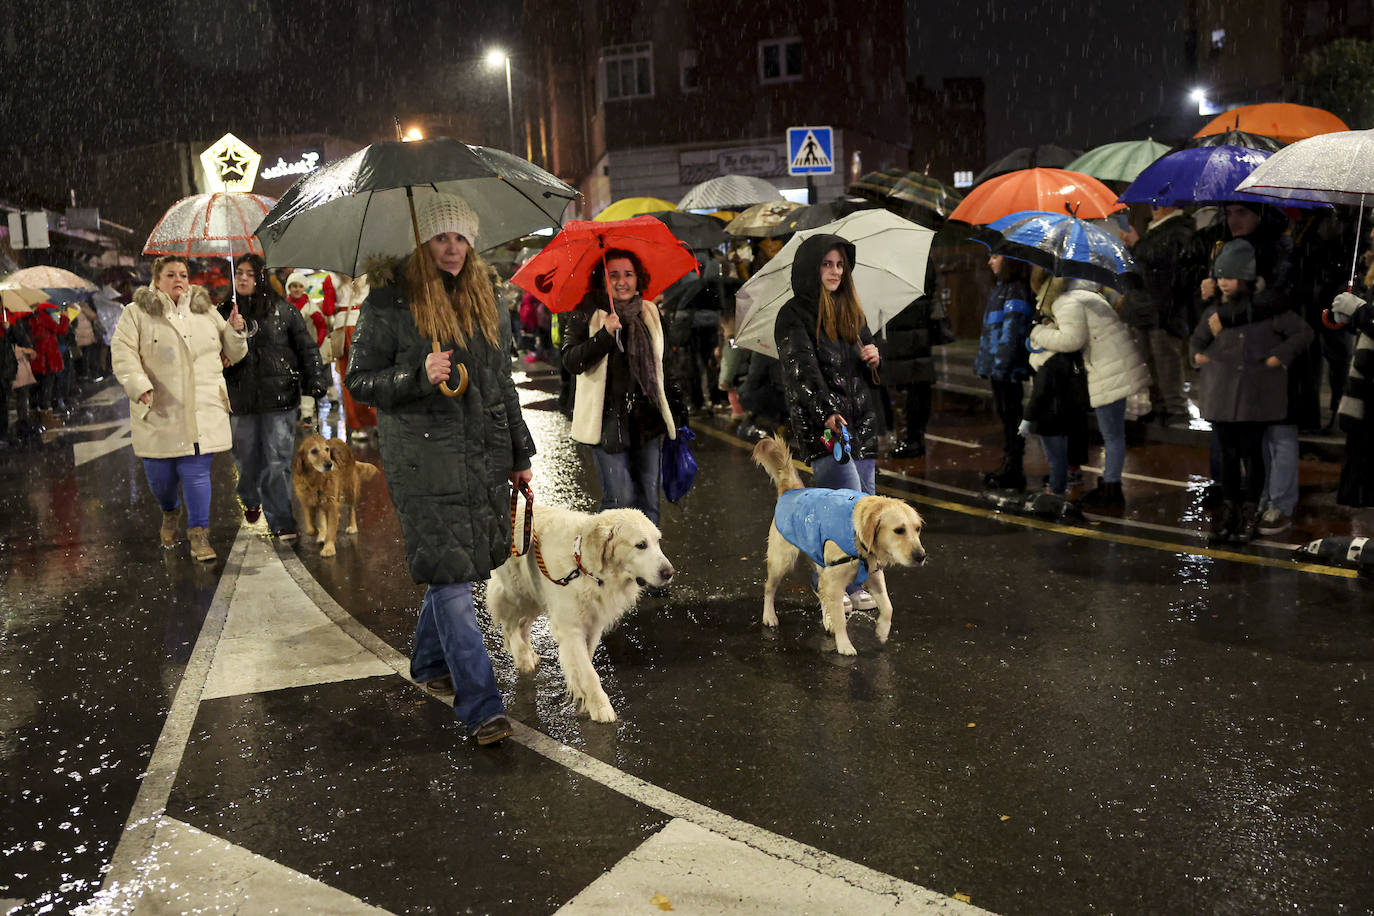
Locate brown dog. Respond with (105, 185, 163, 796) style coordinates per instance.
(753, 435, 927, 655)
(291, 434, 378, 556)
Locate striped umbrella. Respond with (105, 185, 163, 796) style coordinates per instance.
(677, 175, 783, 210)
(849, 168, 963, 223)
(1065, 140, 1172, 183)
(144, 192, 277, 257)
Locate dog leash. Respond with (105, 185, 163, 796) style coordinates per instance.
(510, 482, 604, 587)
(532, 533, 604, 588)
(510, 481, 534, 557)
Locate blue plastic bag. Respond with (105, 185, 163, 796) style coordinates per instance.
(661, 426, 698, 503)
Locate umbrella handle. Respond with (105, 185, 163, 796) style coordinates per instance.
(433, 339, 469, 397)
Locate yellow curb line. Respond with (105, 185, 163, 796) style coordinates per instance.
(692, 422, 1359, 581)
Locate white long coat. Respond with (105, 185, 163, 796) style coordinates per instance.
(1029, 286, 1149, 408)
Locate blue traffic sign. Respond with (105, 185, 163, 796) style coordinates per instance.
(787, 126, 834, 176)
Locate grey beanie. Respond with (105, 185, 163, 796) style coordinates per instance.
(1214, 239, 1257, 282)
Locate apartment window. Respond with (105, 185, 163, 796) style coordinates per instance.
(759, 37, 802, 84)
(602, 42, 654, 101)
(680, 49, 700, 93)
(1210, 27, 1226, 57)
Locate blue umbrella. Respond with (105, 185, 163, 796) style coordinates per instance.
(972, 210, 1140, 291)
(1118, 145, 1327, 209)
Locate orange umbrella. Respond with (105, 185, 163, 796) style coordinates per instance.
(948, 168, 1125, 225)
(1195, 103, 1348, 145)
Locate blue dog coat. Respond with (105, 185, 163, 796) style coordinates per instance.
(774, 487, 869, 584)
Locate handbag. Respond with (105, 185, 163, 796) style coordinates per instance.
(660, 425, 698, 503)
(12, 346, 35, 389)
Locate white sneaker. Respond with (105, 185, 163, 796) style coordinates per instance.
(1257, 507, 1292, 536)
(814, 590, 853, 612)
(349, 428, 368, 441)
(851, 589, 877, 611)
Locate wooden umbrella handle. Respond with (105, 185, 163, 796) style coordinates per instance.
(432, 339, 469, 397)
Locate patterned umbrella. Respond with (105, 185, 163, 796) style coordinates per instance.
(677, 175, 783, 210)
(949, 168, 1124, 225)
(972, 210, 1140, 291)
(848, 169, 963, 224)
(724, 200, 804, 238)
(1065, 140, 1172, 183)
(143, 192, 277, 257)
(1183, 129, 1284, 153)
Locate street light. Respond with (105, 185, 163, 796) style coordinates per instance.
(486, 48, 516, 153)
(403, 126, 424, 142)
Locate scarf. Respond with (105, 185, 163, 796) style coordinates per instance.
(613, 296, 657, 397)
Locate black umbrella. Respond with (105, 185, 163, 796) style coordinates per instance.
(973, 144, 1079, 187)
(1181, 129, 1285, 153)
(781, 198, 880, 232)
(254, 137, 578, 277)
(643, 210, 728, 251)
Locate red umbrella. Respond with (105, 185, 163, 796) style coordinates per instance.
(511, 216, 699, 313)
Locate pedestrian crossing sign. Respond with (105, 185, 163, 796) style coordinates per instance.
(787, 126, 834, 176)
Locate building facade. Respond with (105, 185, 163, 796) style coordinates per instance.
(521, 0, 912, 215)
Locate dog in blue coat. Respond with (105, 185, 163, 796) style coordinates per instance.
(752, 435, 927, 655)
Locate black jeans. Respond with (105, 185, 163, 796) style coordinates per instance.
(990, 378, 1024, 459)
(1214, 420, 1269, 505)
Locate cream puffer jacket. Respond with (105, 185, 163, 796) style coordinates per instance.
(112, 284, 248, 458)
(1028, 283, 1149, 408)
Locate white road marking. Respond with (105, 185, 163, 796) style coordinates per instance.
(72, 419, 132, 467)
(925, 433, 981, 449)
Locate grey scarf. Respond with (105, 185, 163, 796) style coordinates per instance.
(613, 296, 657, 397)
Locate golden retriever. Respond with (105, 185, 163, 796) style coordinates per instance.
(753, 435, 927, 655)
(291, 434, 378, 557)
(487, 505, 674, 722)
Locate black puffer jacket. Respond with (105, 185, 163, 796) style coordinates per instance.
(219, 288, 329, 414)
(773, 234, 880, 462)
(344, 257, 535, 586)
(1121, 212, 1205, 338)
(878, 294, 937, 387)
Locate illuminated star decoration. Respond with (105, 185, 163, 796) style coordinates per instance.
(199, 133, 262, 192)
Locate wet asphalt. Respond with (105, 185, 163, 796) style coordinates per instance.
(2, 372, 1373, 915)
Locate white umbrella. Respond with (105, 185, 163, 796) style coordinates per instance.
(733, 209, 936, 357)
(677, 174, 784, 211)
(1235, 129, 1374, 287)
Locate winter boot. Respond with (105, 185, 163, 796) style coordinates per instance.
(1080, 479, 1125, 508)
(1233, 503, 1260, 545)
(984, 455, 1026, 491)
(187, 526, 217, 562)
(160, 508, 181, 548)
(1209, 502, 1241, 547)
(890, 436, 927, 459)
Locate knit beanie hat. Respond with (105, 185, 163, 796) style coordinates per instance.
(286, 271, 311, 292)
(1214, 239, 1257, 281)
(416, 193, 479, 248)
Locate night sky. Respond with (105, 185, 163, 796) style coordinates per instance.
(2, 0, 1197, 196)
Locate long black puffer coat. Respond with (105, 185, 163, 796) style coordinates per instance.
(345, 257, 535, 585)
(773, 234, 881, 462)
(219, 284, 329, 414)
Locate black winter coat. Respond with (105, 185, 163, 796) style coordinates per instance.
(219, 293, 329, 414)
(1024, 351, 1090, 437)
(1121, 213, 1205, 338)
(344, 259, 535, 586)
(773, 234, 881, 462)
(877, 294, 938, 387)
(0, 324, 17, 388)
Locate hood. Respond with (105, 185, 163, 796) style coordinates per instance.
(364, 255, 407, 288)
(134, 284, 213, 317)
(789, 234, 856, 304)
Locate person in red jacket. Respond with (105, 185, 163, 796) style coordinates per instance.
(286, 271, 336, 426)
(27, 303, 69, 428)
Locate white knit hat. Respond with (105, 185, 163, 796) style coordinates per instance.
(417, 193, 479, 248)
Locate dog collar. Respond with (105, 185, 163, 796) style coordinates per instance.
(532, 534, 604, 588)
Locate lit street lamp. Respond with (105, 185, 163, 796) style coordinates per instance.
(487, 48, 516, 154)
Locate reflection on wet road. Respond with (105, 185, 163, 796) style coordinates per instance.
(2, 372, 1372, 914)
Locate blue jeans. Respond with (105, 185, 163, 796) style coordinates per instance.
(1093, 398, 1127, 484)
(808, 456, 876, 594)
(1262, 423, 1299, 514)
(1039, 436, 1070, 494)
(142, 453, 215, 528)
(231, 409, 298, 532)
(591, 438, 662, 525)
(410, 583, 505, 731)
(810, 455, 876, 494)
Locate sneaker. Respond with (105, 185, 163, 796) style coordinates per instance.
(349, 428, 369, 441)
(274, 528, 299, 541)
(814, 590, 853, 612)
(851, 589, 877, 611)
(243, 505, 262, 524)
(1257, 507, 1292, 536)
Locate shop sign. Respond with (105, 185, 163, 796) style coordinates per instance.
(679, 145, 787, 185)
(200, 133, 262, 192)
(260, 149, 323, 181)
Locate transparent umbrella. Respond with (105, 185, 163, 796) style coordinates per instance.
(677, 175, 784, 211)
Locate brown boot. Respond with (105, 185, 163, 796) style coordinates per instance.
(187, 526, 216, 562)
(39, 408, 63, 429)
(160, 508, 181, 548)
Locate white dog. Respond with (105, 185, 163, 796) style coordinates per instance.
(487, 506, 674, 722)
(753, 435, 927, 655)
